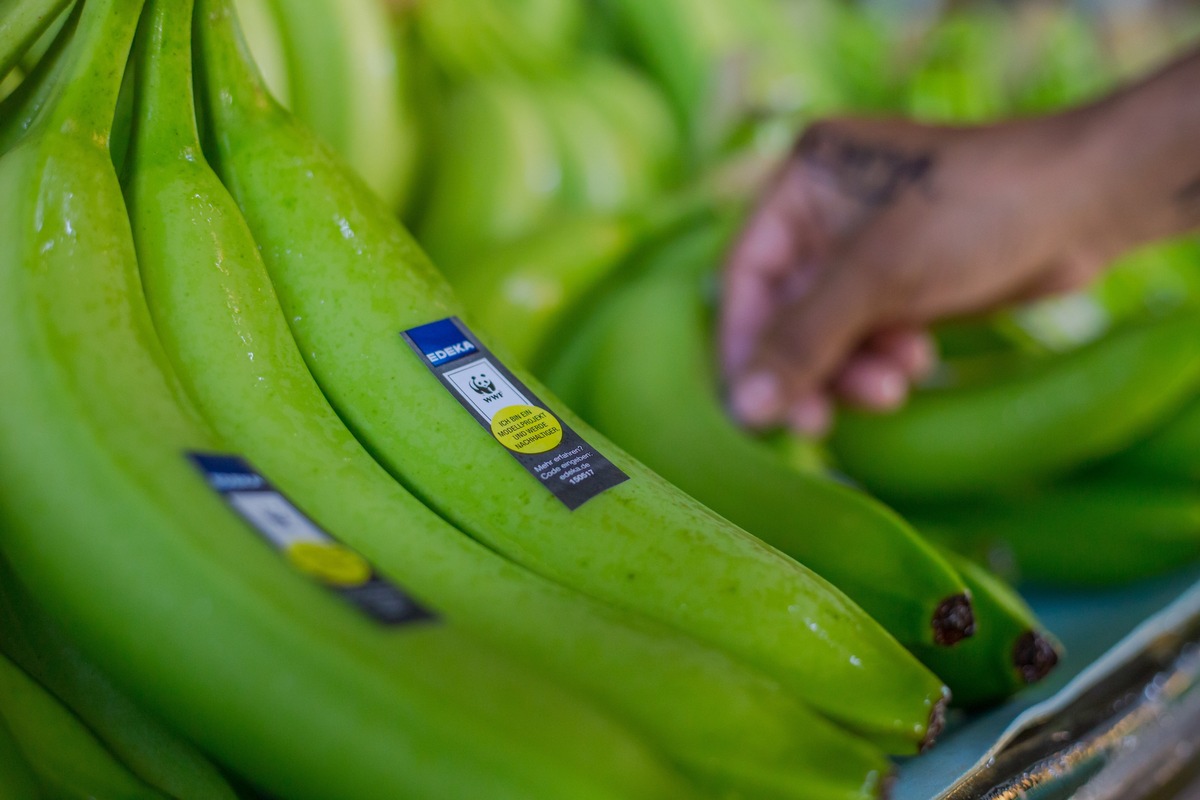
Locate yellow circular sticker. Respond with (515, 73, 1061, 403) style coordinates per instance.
(490, 404, 563, 454)
(286, 541, 371, 588)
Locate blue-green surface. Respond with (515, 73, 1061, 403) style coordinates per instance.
(895, 567, 1200, 799)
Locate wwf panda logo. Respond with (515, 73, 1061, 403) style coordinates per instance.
(470, 374, 497, 395)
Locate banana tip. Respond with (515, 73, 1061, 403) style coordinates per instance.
(1014, 630, 1060, 684)
(919, 690, 950, 753)
(931, 593, 976, 647)
(878, 769, 897, 800)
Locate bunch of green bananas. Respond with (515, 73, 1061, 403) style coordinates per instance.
(0, 0, 981, 796)
(532, 221, 1061, 710)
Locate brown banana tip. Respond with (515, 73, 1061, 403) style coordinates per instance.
(919, 689, 950, 753)
(931, 593, 976, 647)
(1014, 630, 1060, 684)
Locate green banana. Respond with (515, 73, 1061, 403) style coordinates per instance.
(1109, 381, 1200, 483)
(0, 714, 38, 800)
(414, 0, 582, 80)
(907, 549, 1060, 710)
(830, 312, 1200, 501)
(0, 558, 239, 800)
(913, 484, 1200, 587)
(452, 211, 638, 368)
(266, 0, 414, 210)
(12, 0, 67, 73)
(538, 74, 660, 214)
(125, 5, 891, 795)
(0, 0, 705, 796)
(197, 0, 949, 754)
(231, 0, 288, 104)
(555, 223, 975, 653)
(0, 649, 168, 800)
(416, 76, 560, 269)
(0, 66, 20, 102)
(574, 56, 682, 190)
(0, 0, 77, 154)
(0, 0, 71, 78)
(903, 10, 1012, 124)
(596, 0, 709, 139)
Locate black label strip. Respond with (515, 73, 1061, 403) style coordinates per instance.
(401, 317, 628, 510)
(188, 452, 435, 626)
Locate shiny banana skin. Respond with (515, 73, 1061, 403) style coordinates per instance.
(197, 0, 948, 754)
(560, 225, 975, 654)
(0, 0, 71, 78)
(0, 0, 705, 797)
(0, 650, 168, 800)
(0, 557, 240, 800)
(124, 4, 889, 795)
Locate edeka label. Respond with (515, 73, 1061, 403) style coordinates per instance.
(188, 453, 435, 625)
(402, 317, 628, 510)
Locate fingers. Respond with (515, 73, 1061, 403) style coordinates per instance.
(729, 260, 876, 429)
(721, 206, 799, 377)
(730, 310, 938, 434)
(832, 355, 909, 411)
(832, 327, 937, 412)
(867, 327, 937, 380)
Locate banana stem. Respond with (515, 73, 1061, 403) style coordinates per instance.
(194, 0, 278, 134)
(127, 0, 200, 164)
(37, 0, 145, 142)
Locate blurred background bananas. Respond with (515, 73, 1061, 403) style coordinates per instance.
(2, 0, 1200, 797)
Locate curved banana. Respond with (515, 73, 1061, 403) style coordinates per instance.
(231, 0, 289, 104)
(575, 56, 682, 188)
(0, 649, 168, 800)
(414, 0, 582, 79)
(0, 0, 705, 797)
(0, 558, 239, 800)
(0, 0, 78, 154)
(913, 484, 1200, 587)
(0, 0, 71, 78)
(266, 0, 414, 209)
(558, 224, 975, 653)
(598, 0, 708, 138)
(125, 3, 891, 795)
(538, 74, 657, 214)
(1110, 394, 1200, 482)
(416, 76, 561, 269)
(452, 211, 638, 368)
(197, 0, 949, 754)
(831, 312, 1200, 501)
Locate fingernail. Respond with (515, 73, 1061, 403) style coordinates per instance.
(730, 372, 781, 426)
(788, 395, 832, 436)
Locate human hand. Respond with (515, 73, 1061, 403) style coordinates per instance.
(720, 113, 1119, 435)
